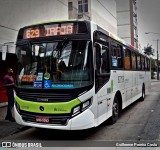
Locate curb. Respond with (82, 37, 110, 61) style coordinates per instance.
(0, 102, 8, 108)
(0, 121, 31, 139)
(11, 126, 31, 135)
(151, 80, 160, 82)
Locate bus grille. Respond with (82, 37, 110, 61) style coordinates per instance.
(20, 111, 70, 125)
(17, 91, 74, 102)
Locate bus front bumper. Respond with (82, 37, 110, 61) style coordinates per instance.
(14, 105, 95, 130)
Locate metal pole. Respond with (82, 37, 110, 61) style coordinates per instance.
(157, 39, 159, 80)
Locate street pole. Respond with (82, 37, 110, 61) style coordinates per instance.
(157, 39, 159, 80)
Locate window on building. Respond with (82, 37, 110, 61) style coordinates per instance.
(124, 49, 131, 70)
(78, 0, 88, 13)
(133, 0, 137, 5)
(68, 2, 73, 11)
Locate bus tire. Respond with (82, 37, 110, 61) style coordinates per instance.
(109, 96, 120, 124)
(140, 84, 145, 101)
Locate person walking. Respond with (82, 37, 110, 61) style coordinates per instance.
(3, 68, 15, 122)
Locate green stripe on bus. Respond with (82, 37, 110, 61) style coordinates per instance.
(15, 96, 81, 114)
(111, 80, 114, 92)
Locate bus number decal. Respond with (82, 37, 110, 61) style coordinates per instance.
(118, 76, 124, 83)
(26, 29, 40, 38)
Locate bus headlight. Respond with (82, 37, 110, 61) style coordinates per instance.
(73, 106, 81, 115)
(82, 100, 90, 110)
(72, 98, 92, 117)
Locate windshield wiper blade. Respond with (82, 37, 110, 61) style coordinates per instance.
(55, 37, 69, 57)
(16, 40, 31, 47)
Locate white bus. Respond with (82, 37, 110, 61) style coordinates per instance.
(14, 20, 151, 130)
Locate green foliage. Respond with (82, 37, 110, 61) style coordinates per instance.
(144, 44, 154, 56)
(150, 58, 155, 79)
(151, 70, 154, 79)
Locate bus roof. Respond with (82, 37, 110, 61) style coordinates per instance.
(26, 19, 78, 27)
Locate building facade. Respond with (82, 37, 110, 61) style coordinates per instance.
(68, 0, 117, 35)
(116, 0, 138, 48)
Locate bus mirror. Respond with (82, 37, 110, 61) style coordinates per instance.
(35, 45, 40, 56)
(94, 43, 98, 47)
(2, 45, 7, 61)
(95, 69, 100, 76)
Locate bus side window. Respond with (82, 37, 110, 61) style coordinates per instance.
(95, 44, 101, 74)
(137, 54, 141, 70)
(141, 56, 145, 70)
(101, 46, 110, 73)
(145, 57, 148, 70)
(124, 49, 131, 70)
(132, 52, 137, 70)
(111, 42, 123, 69)
(147, 58, 150, 71)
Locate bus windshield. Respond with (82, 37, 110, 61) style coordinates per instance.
(16, 40, 93, 89)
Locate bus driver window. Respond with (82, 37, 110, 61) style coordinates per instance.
(101, 46, 110, 73)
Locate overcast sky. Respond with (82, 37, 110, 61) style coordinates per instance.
(137, 0, 160, 56)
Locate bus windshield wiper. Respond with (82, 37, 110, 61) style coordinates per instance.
(16, 39, 31, 47)
(55, 37, 69, 57)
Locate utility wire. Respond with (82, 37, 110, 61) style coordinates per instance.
(0, 24, 18, 31)
(58, 0, 116, 20)
(96, 0, 117, 20)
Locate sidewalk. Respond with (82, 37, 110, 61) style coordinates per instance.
(0, 106, 29, 139)
(0, 102, 8, 107)
(151, 79, 160, 82)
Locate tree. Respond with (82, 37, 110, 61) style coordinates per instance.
(143, 44, 155, 79)
(150, 58, 156, 79)
(143, 44, 154, 56)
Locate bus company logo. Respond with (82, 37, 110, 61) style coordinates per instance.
(1, 142, 12, 148)
(54, 108, 67, 112)
(39, 106, 44, 111)
(118, 76, 124, 83)
(37, 98, 48, 102)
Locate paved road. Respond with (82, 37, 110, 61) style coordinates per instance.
(2, 82, 160, 144)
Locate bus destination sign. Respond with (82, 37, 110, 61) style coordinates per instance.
(23, 22, 87, 39)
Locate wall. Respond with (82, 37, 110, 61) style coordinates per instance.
(91, 0, 117, 35)
(68, 0, 117, 35)
(116, 0, 131, 44)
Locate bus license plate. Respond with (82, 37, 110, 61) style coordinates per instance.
(36, 116, 50, 123)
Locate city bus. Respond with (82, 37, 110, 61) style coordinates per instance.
(14, 20, 151, 130)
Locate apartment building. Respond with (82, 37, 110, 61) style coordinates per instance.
(116, 0, 138, 48)
(68, 0, 117, 35)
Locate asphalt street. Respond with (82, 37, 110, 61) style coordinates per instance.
(1, 81, 160, 147)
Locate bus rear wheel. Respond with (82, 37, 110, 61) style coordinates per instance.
(140, 85, 145, 101)
(110, 96, 120, 124)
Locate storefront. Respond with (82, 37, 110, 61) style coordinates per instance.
(0, 52, 17, 106)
